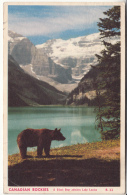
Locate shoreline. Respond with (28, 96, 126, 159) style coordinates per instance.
(8, 139, 120, 166)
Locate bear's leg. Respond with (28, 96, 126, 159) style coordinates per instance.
(19, 146, 27, 159)
(44, 143, 51, 157)
(37, 145, 43, 157)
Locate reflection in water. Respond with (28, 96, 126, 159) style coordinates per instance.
(71, 130, 88, 145)
(8, 106, 101, 155)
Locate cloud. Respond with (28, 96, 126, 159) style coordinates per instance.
(8, 6, 112, 36)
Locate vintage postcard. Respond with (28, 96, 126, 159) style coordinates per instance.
(3, 2, 125, 194)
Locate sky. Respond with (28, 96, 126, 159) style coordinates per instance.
(8, 5, 112, 45)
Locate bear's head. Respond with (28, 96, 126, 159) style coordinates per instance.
(52, 128, 66, 141)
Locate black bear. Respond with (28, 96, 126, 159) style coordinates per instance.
(17, 128, 66, 159)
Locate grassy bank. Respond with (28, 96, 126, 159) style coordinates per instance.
(8, 139, 120, 186)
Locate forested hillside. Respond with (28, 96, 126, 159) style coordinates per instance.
(8, 55, 66, 107)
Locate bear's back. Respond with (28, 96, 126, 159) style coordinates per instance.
(17, 128, 52, 147)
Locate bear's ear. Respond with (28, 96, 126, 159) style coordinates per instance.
(58, 128, 61, 132)
(55, 128, 57, 131)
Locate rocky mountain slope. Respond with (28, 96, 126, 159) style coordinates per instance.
(31, 48, 72, 84)
(8, 55, 66, 107)
(8, 30, 35, 65)
(66, 65, 105, 106)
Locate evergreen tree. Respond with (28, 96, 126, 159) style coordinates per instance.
(95, 6, 120, 140)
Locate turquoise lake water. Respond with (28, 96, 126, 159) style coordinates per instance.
(8, 106, 101, 155)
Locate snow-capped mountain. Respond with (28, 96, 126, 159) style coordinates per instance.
(8, 30, 119, 93)
(36, 33, 119, 81)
